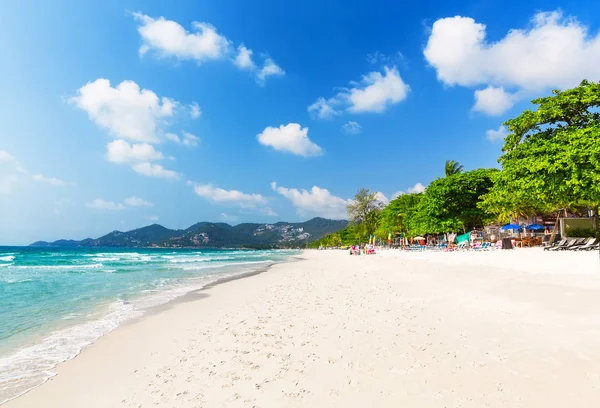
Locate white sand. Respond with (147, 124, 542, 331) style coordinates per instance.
(6, 249, 600, 407)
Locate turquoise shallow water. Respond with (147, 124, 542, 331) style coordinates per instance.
(0, 246, 297, 404)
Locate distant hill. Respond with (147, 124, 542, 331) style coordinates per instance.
(30, 218, 348, 249)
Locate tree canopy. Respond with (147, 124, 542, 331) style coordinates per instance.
(481, 80, 600, 220)
(412, 169, 497, 234)
(346, 188, 383, 240)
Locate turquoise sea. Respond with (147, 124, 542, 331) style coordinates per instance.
(0, 246, 297, 404)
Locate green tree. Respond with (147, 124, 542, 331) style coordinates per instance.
(480, 80, 600, 219)
(444, 160, 464, 177)
(346, 188, 383, 240)
(377, 193, 422, 237)
(413, 169, 497, 234)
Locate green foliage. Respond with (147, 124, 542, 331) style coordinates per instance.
(444, 160, 464, 177)
(481, 80, 600, 218)
(565, 227, 598, 238)
(346, 188, 383, 241)
(377, 193, 422, 236)
(412, 169, 498, 234)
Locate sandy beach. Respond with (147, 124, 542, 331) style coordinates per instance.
(6, 249, 600, 407)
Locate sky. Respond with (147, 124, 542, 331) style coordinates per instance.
(1, 0, 600, 245)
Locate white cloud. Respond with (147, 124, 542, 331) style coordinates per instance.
(189, 102, 201, 119)
(346, 67, 410, 113)
(309, 66, 409, 118)
(424, 11, 600, 114)
(133, 13, 284, 84)
(0, 151, 26, 194)
(125, 196, 153, 207)
(392, 182, 427, 198)
(342, 121, 362, 134)
(271, 182, 351, 219)
(182, 132, 200, 147)
(486, 125, 509, 142)
(32, 174, 67, 186)
(85, 199, 125, 211)
(71, 78, 177, 143)
(472, 86, 514, 115)
(257, 58, 285, 83)
(133, 12, 230, 62)
(234, 45, 255, 69)
(146, 215, 160, 221)
(257, 123, 322, 157)
(165, 132, 200, 147)
(132, 162, 180, 180)
(106, 139, 164, 163)
(308, 97, 340, 119)
(192, 183, 267, 207)
(375, 192, 389, 205)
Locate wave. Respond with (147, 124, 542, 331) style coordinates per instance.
(181, 259, 274, 271)
(168, 256, 234, 264)
(0, 301, 141, 405)
(12, 263, 104, 270)
(0, 256, 15, 262)
(1, 278, 34, 284)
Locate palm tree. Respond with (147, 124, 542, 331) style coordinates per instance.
(444, 160, 464, 177)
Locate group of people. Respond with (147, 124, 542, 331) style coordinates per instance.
(350, 244, 376, 255)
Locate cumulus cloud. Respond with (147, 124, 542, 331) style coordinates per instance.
(32, 174, 67, 186)
(375, 192, 389, 205)
(256, 58, 285, 84)
(424, 11, 600, 114)
(342, 121, 362, 134)
(132, 162, 180, 180)
(133, 13, 284, 84)
(85, 199, 125, 211)
(308, 97, 341, 119)
(309, 66, 409, 118)
(133, 12, 230, 62)
(71, 79, 178, 143)
(346, 67, 410, 113)
(189, 102, 201, 119)
(472, 86, 515, 115)
(257, 123, 322, 157)
(106, 139, 164, 163)
(486, 125, 509, 142)
(392, 182, 427, 198)
(192, 183, 266, 205)
(234, 45, 255, 69)
(271, 182, 351, 219)
(125, 196, 153, 207)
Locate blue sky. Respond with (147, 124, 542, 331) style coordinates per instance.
(1, 0, 599, 245)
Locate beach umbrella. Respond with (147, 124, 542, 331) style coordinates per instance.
(525, 224, 544, 231)
(500, 224, 522, 231)
(413, 236, 426, 240)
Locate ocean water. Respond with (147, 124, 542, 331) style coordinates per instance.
(0, 246, 297, 404)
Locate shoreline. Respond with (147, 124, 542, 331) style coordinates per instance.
(0, 254, 297, 406)
(6, 249, 600, 407)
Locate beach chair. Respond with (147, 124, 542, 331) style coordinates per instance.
(558, 238, 585, 251)
(544, 238, 568, 251)
(575, 238, 598, 251)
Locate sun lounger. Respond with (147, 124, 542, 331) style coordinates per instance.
(575, 238, 599, 251)
(544, 238, 568, 251)
(558, 238, 586, 251)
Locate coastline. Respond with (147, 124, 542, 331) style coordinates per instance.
(6, 249, 600, 407)
(0, 251, 297, 406)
